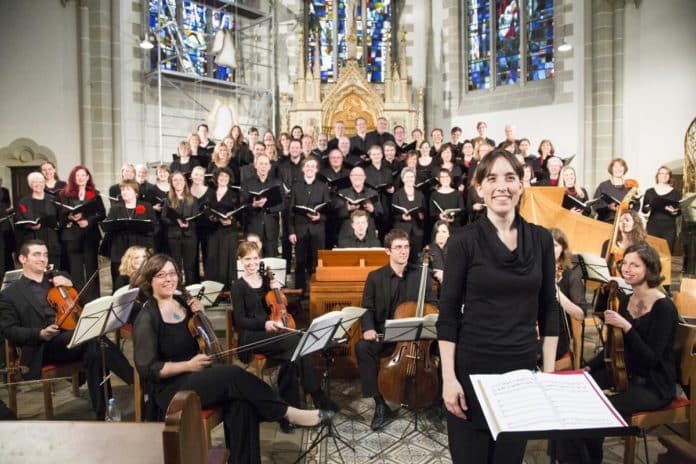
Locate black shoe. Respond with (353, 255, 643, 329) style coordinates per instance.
(279, 418, 296, 433)
(370, 403, 394, 431)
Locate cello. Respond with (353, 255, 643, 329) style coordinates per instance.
(377, 247, 439, 408)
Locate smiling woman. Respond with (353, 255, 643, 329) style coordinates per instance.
(437, 150, 560, 463)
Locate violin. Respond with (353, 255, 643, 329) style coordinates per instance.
(46, 265, 97, 331)
(602, 281, 628, 392)
(263, 265, 296, 330)
(185, 286, 226, 363)
(378, 247, 439, 409)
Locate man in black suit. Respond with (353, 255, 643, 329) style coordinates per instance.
(327, 120, 346, 151)
(0, 240, 133, 419)
(365, 117, 395, 149)
(336, 210, 380, 248)
(349, 117, 370, 157)
(288, 156, 330, 291)
(355, 229, 437, 430)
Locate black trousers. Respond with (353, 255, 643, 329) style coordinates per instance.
(355, 340, 396, 398)
(65, 241, 100, 303)
(554, 368, 672, 463)
(247, 212, 279, 258)
(240, 330, 321, 408)
(168, 234, 197, 285)
(294, 227, 324, 291)
(43, 333, 133, 419)
(157, 365, 288, 464)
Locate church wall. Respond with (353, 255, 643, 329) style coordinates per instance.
(621, 0, 696, 189)
(0, 0, 81, 180)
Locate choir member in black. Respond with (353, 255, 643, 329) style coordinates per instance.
(449, 126, 464, 160)
(190, 166, 211, 281)
(429, 220, 450, 285)
(288, 157, 330, 292)
(337, 210, 381, 248)
(242, 154, 283, 258)
(416, 142, 435, 187)
(231, 243, 335, 422)
(133, 253, 332, 463)
(392, 125, 409, 156)
(188, 132, 210, 169)
(356, 229, 437, 430)
(300, 134, 315, 159)
(40, 161, 66, 196)
(593, 158, 640, 223)
(169, 140, 199, 178)
(108, 163, 136, 206)
(327, 120, 346, 151)
(151, 164, 171, 253)
(0, 176, 11, 214)
(57, 165, 105, 302)
(279, 140, 304, 268)
(15, 172, 61, 267)
(0, 240, 133, 419)
(0, 176, 14, 281)
(537, 156, 563, 187)
(559, 166, 591, 216)
(430, 169, 465, 230)
(290, 125, 304, 141)
(430, 128, 445, 157)
(383, 141, 403, 177)
(549, 228, 585, 361)
(642, 165, 681, 252)
(437, 151, 559, 464)
(434, 144, 464, 191)
(204, 167, 240, 286)
(314, 133, 329, 160)
(558, 244, 677, 463)
(517, 138, 531, 160)
(228, 125, 251, 167)
(496, 124, 519, 153)
(320, 149, 350, 249)
(207, 143, 233, 181)
(364, 144, 396, 241)
(392, 168, 426, 261)
(277, 132, 292, 159)
(240, 142, 269, 184)
(403, 128, 425, 153)
(222, 136, 242, 185)
(525, 138, 554, 184)
(135, 163, 156, 204)
(365, 116, 395, 148)
(336, 166, 381, 233)
(162, 172, 200, 285)
(349, 117, 369, 157)
(471, 121, 495, 148)
(104, 179, 158, 286)
(197, 123, 216, 159)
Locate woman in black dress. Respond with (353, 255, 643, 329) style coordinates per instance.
(391, 167, 426, 261)
(434, 144, 464, 192)
(593, 158, 638, 223)
(429, 220, 450, 285)
(133, 254, 333, 464)
(559, 166, 591, 216)
(204, 167, 239, 286)
(642, 165, 681, 252)
(162, 172, 200, 285)
(57, 165, 106, 302)
(41, 161, 66, 196)
(15, 172, 61, 266)
(232, 242, 335, 427)
(150, 165, 171, 253)
(430, 169, 465, 230)
(169, 140, 199, 179)
(559, 244, 677, 463)
(207, 143, 233, 182)
(437, 150, 559, 464)
(190, 166, 211, 282)
(104, 179, 158, 287)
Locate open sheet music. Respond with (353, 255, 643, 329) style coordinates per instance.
(291, 306, 366, 361)
(383, 313, 438, 342)
(577, 253, 632, 292)
(471, 370, 627, 440)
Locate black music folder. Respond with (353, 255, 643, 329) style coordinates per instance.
(100, 218, 155, 234)
(246, 185, 283, 208)
(51, 198, 102, 217)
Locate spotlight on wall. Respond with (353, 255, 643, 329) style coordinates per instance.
(557, 40, 573, 52)
(139, 36, 154, 50)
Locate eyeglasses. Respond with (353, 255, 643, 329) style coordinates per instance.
(390, 245, 410, 251)
(154, 270, 178, 280)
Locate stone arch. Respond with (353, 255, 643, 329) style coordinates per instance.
(0, 138, 57, 191)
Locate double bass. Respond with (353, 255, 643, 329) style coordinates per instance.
(377, 248, 439, 408)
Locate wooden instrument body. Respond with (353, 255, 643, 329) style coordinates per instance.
(188, 311, 226, 363)
(264, 267, 296, 330)
(46, 266, 83, 331)
(604, 281, 628, 392)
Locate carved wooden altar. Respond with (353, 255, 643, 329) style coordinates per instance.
(282, 26, 424, 138)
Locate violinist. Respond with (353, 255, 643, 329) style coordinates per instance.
(58, 165, 106, 303)
(356, 229, 437, 431)
(593, 158, 639, 223)
(15, 172, 61, 267)
(0, 240, 133, 420)
(437, 151, 559, 463)
(133, 253, 333, 463)
(558, 244, 677, 463)
(231, 242, 335, 432)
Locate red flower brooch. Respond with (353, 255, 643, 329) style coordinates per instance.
(85, 190, 95, 200)
(135, 204, 146, 215)
(19, 204, 27, 214)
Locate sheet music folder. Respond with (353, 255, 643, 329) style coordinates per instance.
(291, 306, 366, 362)
(471, 370, 639, 442)
(382, 313, 438, 342)
(67, 287, 139, 349)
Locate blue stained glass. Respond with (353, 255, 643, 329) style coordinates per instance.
(527, 0, 554, 81)
(149, 0, 179, 72)
(212, 10, 235, 81)
(467, 0, 491, 90)
(308, 0, 335, 82)
(495, 0, 520, 86)
(337, 0, 347, 69)
(182, 1, 208, 76)
(365, 0, 391, 82)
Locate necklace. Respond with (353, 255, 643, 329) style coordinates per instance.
(172, 312, 182, 321)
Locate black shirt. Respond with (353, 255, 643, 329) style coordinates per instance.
(22, 275, 53, 322)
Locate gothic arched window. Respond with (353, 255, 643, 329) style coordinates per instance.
(466, 0, 554, 91)
(307, 0, 393, 83)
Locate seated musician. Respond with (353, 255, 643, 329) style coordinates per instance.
(133, 253, 333, 463)
(356, 229, 437, 430)
(336, 210, 380, 248)
(0, 240, 133, 420)
(600, 209, 647, 272)
(558, 244, 677, 463)
(231, 242, 336, 432)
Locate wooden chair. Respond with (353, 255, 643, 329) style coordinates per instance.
(133, 368, 223, 447)
(3, 339, 82, 419)
(674, 277, 696, 318)
(162, 390, 229, 464)
(554, 318, 584, 371)
(623, 323, 696, 464)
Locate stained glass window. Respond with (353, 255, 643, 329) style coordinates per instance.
(212, 10, 234, 81)
(495, 0, 520, 86)
(465, 0, 553, 91)
(467, 0, 491, 90)
(181, 1, 208, 76)
(149, 0, 179, 72)
(527, 0, 554, 81)
(307, 0, 392, 83)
